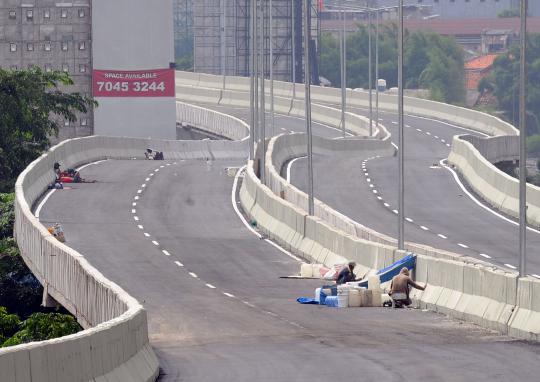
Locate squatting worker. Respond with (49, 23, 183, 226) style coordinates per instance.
(336, 262, 356, 285)
(389, 267, 426, 306)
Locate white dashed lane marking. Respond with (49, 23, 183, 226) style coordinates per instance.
(223, 292, 235, 298)
(144, 233, 150, 237)
(437, 234, 447, 239)
(479, 253, 492, 259)
(189, 272, 198, 279)
(420, 226, 429, 231)
(134, 216, 139, 221)
(132, 202, 137, 207)
(206, 283, 216, 289)
(162, 250, 171, 256)
(132, 209, 136, 214)
(405, 218, 413, 223)
(137, 190, 142, 194)
(134, 196, 139, 200)
(174, 261, 184, 267)
(505, 264, 517, 270)
(458, 243, 469, 249)
(137, 225, 143, 229)
(152, 240, 159, 246)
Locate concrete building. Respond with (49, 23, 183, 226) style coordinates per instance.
(0, 0, 93, 141)
(0, 0, 176, 141)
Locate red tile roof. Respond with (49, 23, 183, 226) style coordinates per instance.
(465, 54, 498, 70)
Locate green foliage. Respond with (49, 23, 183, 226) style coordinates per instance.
(319, 25, 465, 104)
(176, 54, 194, 71)
(0, 238, 43, 318)
(2, 312, 80, 347)
(0, 193, 15, 239)
(0, 67, 96, 193)
(0, 306, 20, 344)
(484, 34, 540, 135)
(527, 134, 540, 156)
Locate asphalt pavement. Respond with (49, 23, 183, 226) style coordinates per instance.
(38, 159, 540, 381)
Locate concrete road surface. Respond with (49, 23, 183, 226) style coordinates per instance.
(39, 159, 540, 381)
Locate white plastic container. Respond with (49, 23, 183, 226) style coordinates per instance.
(300, 263, 313, 278)
(372, 290, 382, 307)
(337, 285, 349, 308)
(315, 287, 322, 303)
(348, 289, 361, 307)
(368, 275, 381, 291)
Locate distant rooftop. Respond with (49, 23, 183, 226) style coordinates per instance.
(465, 54, 499, 71)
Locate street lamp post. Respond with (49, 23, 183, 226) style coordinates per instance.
(303, 0, 314, 215)
(292, 0, 297, 99)
(340, 9, 347, 138)
(249, 0, 256, 160)
(259, 0, 266, 183)
(368, 7, 373, 136)
(270, 0, 275, 137)
(519, 0, 527, 277)
(375, 8, 379, 130)
(398, 0, 405, 250)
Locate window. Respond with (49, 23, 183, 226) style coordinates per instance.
(44, 9, 50, 19)
(62, 63, 69, 72)
(61, 41, 68, 51)
(8, 10, 16, 19)
(79, 64, 86, 73)
(44, 64, 52, 72)
(61, 9, 68, 18)
(78, 41, 86, 50)
(9, 43, 17, 52)
(26, 9, 33, 20)
(78, 9, 85, 18)
(27, 43, 34, 51)
(44, 42, 51, 51)
(81, 118, 88, 127)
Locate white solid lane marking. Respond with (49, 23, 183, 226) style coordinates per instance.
(174, 261, 184, 267)
(162, 250, 171, 256)
(505, 264, 517, 270)
(264, 239, 302, 262)
(144, 233, 150, 237)
(132, 209, 136, 214)
(406, 218, 413, 223)
(152, 240, 159, 246)
(189, 272, 198, 278)
(134, 216, 139, 221)
(420, 226, 429, 231)
(479, 253, 492, 259)
(35, 189, 56, 218)
(232, 166, 262, 239)
(286, 156, 307, 183)
(137, 225, 143, 230)
(223, 292, 235, 298)
(532, 274, 540, 279)
(458, 243, 469, 248)
(440, 159, 540, 235)
(206, 283, 216, 289)
(76, 159, 107, 172)
(438, 234, 447, 239)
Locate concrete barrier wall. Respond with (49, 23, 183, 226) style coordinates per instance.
(461, 135, 520, 164)
(448, 136, 540, 227)
(1, 103, 249, 381)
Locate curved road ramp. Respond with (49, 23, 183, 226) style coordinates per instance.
(0, 103, 247, 381)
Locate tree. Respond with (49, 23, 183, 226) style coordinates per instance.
(2, 312, 80, 347)
(318, 25, 465, 104)
(0, 193, 15, 239)
(0, 307, 20, 344)
(0, 67, 96, 193)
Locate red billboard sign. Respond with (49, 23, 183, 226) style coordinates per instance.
(92, 68, 175, 97)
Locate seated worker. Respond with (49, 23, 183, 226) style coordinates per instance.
(389, 267, 426, 307)
(145, 148, 154, 160)
(336, 262, 356, 285)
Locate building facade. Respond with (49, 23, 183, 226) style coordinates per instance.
(0, 0, 93, 141)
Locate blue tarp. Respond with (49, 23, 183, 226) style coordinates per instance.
(356, 253, 416, 288)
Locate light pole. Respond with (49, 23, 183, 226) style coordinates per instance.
(340, 9, 347, 138)
(398, 0, 405, 250)
(259, 0, 266, 183)
(292, 0, 297, 99)
(303, 0, 314, 215)
(270, 0, 275, 137)
(249, 0, 256, 160)
(375, 8, 379, 131)
(368, 6, 373, 136)
(519, 0, 527, 277)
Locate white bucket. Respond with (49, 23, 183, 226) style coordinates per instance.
(300, 263, 313, 278)
(348, 289, 361, 307)
(337, 286, 349, 308)
(315, 287, 322, 303)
